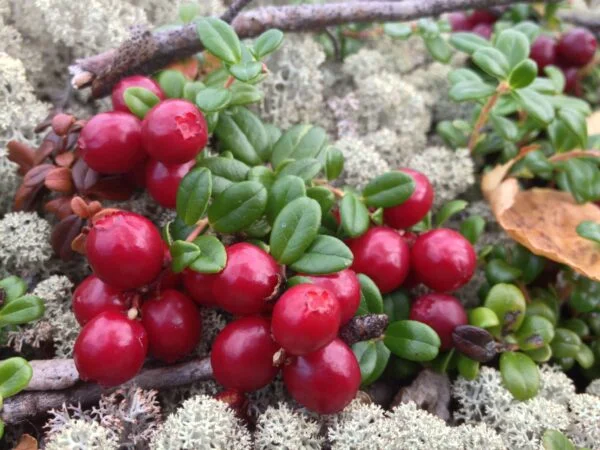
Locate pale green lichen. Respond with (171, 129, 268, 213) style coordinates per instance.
(566, 394, 600, 450)
(45, 420, 118, 450)
(254, 402, 323, 450)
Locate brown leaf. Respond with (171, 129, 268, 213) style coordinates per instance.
(34, 135, 61, 165)
(70, 196, 90, 218)
(51, 113, 76, 136)
(14, 434, 38, 450)
(14, 182, 45, 211)
(44, 167, 74, 193)
(45, 197, 74, 220)
(55, 151, 76, 168)
(23, 164, 54, 188)
(51, 215, 84, 261)
(71, 158, 99, 192)
(6, 141, 36, 175)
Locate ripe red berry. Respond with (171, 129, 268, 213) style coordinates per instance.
(111, 75, 165, 113)
(469, 9, 497, 25)
(141, 289, 202, 363)
(400, 231, 422, 289)
(562, 66, 583, 96)
(410, 293, 468, 350)
(383, 169, 434, 229)
(411, 228, 476, 292)
(72, 275, 129, 326)
(348, 226, 410, 294)
(182, 269, 218, 306)
(305, 269, 361, 324)
(74, 311, 148, 387)
(283, 338, 360, 414)
(86, 211, 164, 290)
(472, 23, 492, 40)
(211, 316, 279, 392)
(212, 243, 282, 315)
(272, 284, 341, 356)
(78, 112, 146, 174)
(448, 12, 473, 31)
(145, 159, 194, 208)
(141, 99, 208, 165)
(557, 27, 597, 68)
(158, 243, 182, 290)
(530, 35, 557, 73)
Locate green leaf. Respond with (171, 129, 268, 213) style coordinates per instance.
(460, 215, 486, 245)
(472, 47, 510, 79)
(0, 276, 27, 303)
(183, 81, 206, 103)
(500, 351, 539, 400)
(508, 59, 538, 89)
(289, 235, 353, 274)
(356, 274, 384, 315)
(229, 83, 263, 106)
(383, 290, 411, 322)
(266, 175, 306, 223)
(179, 2, 200, 23)
(208, 181, 267, 233)
(196, 17, 242, 64)
(363, 171, 415, 208)
(123, 87, 160, 119)
(542, 430, 576, 450)
(155, 70, 186, 99)
(247, 166, 275, 190)
(384, 320, 441, 362)
(325, 147, 344, 181)
(170, 240, 201, 273)
(271, 125, 328, 168)
(515, 315, 555, 350)
(558, 108, 588, 149)
(270, 197, 321, 264)
(195, 87, 232, 112)
(484, 283, 527, 333)
(339, 193, 370, 238)
(513, 88, 555, 124)
(562, 318, 590, 337)
(545, 66, 566, 93)
(548, 118, 580, 153)
(468, 307, 500, 329)
(188, 235, 227, 273)
(457, 354, 480, 380)
(435, 200, 468, 227)
(511, 245, 545, 284)
(557, 159, 600, 204)
(513, 21, 541, 43)
(485, 259, 522, 284)
(214, 108, 269, 165)
(449, 81, 497, 102)
(525, 344, 553, 363)
(495, 29, 530, 69)
(253, 29, 284, 59)
(0, 295, 44, 325)
(551, 328, 583, 359)
(176, 167, 212, 226)
(383, 22, 412, 39)
(577, 221, 600, 244)
(197, 156, 249, 195)
(0, 358, 32, 398)
(448, 68, 482, 84)
(277, 158, 322, 182)
(306, 186, 335, 215)
(567, 276, 599, 314)
(490, 114, 519, 141)
(575, 343, 595, 369)
(423, 35, 452, 63)
(352, 340, 391, 386)
(229, 61, 262, 82)
(449, 32, 492, 55)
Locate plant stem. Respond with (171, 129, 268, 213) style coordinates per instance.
(313, 179, 346, 198)
(185, 218, 209, 242)
(468, 88, 504, 152)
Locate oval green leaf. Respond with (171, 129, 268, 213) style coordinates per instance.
(363, 171, 415, 208)
(495, 29, 530, 69)
(196, 17, 242, 64)
(356, 274, 384, 316)
(325, 146, 344, 181)
(289, 235, 353, 274)
(499, 351, 539, 400)
(472, 47, 510, 80)
(383, 290, 411, 322)
(352, 340, 391, 386)
(253, 29, 284, 59)
(155, 70, 186, 99)
(196, 87, 232, 113)
(123, 87, 161, 119)
(0, 295, 44, 325)
(208, 181, 267, 233)
(0, 357, 32, 398)
(214, 107, 269, 165)
(384, 320, 441, 362)
(229, 61, 262, 82)
(340, 193, 370, 238)
(508, 59, 538, 89)
(0, 276, 27, 303)
(176, 167, 212, 226)
(188, 235, 227, 273)
(266, 175, 306, 224)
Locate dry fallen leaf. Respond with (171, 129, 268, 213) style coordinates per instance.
(586, 110, 600, 135)
(14, 434, 38, 450)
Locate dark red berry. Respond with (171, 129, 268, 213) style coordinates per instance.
(383, 169, 434, 229)
(411, 228, 476, 292)
(211, 316, 279, 392)
(182, 269, 218, 306)
(448, 12, 473, 31)
(145, 159, 194, 208)
(72, 275, 129, 326)
(530, 35, 557, 73)
(469, 9, 497, 25)
(141, 99, 208, 165)
(78, 112, 146, 174)
(158, 243, 182, 290)
(400, 231, 421, 289)
(111, 75, 165, 113)
(562, 66, 583, 96)
(472, 23, 492, 40)
(557, 27, 597, 68)
(283, 338, 360, 414)
(126, 163, 148, 189)
(212, 243, 282, 315)
(348, 226, 410, 294)
(74, 311, 148, 387)
(141, 289, 201, 363)
(304, 269, 361, 324)
(410, 293, 468, 350)
(86, 211, 164, 290)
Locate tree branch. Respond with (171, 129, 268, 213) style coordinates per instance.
(559, 10, 600, 33)
(221, 0, 255, 24)
(70, 0, 555, 98)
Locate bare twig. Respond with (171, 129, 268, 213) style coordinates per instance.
(323, 28, 342, 61)
(221, 0, 254, 24)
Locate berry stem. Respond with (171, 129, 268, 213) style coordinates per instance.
(224, 76, 235, 89)
(313, 179, 345, 198)
(185, 218, 210, 242)
(468, 82, 509, 152)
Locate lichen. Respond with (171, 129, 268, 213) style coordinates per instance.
(44, 419, 118, 450)
(254, 402, 323, 450)
(566, 394, 600, 450)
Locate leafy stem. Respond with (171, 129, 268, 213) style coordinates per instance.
(468, 82, 510, 152)
(185, 218, 210, 242)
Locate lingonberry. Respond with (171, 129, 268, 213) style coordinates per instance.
(448, 12, 472, 31)
(72, 274, 129, 326)
(410, 293, 468, 350)
(348, 226, 410, 293)
(469, 9, 497, 25)
(411, 228, 476, 292)
(400, 231, 421, 289)
(145, 159, 194, 208)
(557, 27, 597, 68)
(283, 338, 360, 414)
(562, 66, 583, 96)
(141, 289, 202, 363)
(212, 243, 282, 315)
(74, 311, 148, 387)
(111, 75, 165, 113)
(530, 35, 557, 73)
(158, 243, 182, 290)
(141, 99, 208, 165)
(86, 211, 164, 290)
(472, 23, 493, 40)
(182, 269, 218, 306)
(78, 112, 146, 174)
(383, 169, 434, 229)
(211, 316, 279, 392)
(304, 269, 361, 324)
(272, 284, 341, 356)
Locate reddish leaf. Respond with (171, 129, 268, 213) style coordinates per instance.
(7, 141, 36, 175)
(23, 164, 54, 188)
(51, 113, 76, 136)
(51, 215, 84, 261)
(87, 175, 135, 201)
(14, 182, 45, 211)
(45, 197, 74, 220)
(33, 135, 61, 165)
(55, 151, 76, 168)
(44, 167, 74, 193)
(71, 158, 99, 192)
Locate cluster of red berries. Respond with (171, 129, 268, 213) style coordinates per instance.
(448, 9, 498, 39)
(77, 75, 207, 208)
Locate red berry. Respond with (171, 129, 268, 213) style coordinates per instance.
(304, 269, 361, 324)
(530, 35, 557, 73)
(211, 316, 279, 392)
(410, 293, 468, 350)
(562, 66, 583, 96)
(78, 112, 146, 174)
(72, 275, 129, 326)
(213, 243, 282, 315)
(145, 159, 194, 208)
(283, 338, 360, 414)
(557, 27, 597, 68)
(272, 284, 341, 356)
(472, 23, 492, 40)
(74, 311, 148, 387)
(400, 231, 422, 289)
(141, 289, 202, 363)
(383, 169, 434, 230)
(448, 12, 473, 31)
(158, 242, 182, 290)
(182, 269, 218, 306)
(86, 211, 164, 290)
(348, 226, 410, 293)
(411, 228, 476, 292)
(141, 99, 208, 165)
(469, 9, 497, 25)
(126, 163, 148, 189)
(111, 75, 165, 113)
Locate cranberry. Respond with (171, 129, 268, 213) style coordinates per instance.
(212, 243, 282, 315)
(283, 338, 360, 414)
(304, 269, 361, 324)
(400, 231, 421, 289)
(158, 243, 182, 290)
(383, 169, 434, 230)
(182, 269, 218, 306)
(72, 275, 129, 326)
(145, 159, 194, 209)
(557, 28, 597, 68)
(530, 36, 557, 73)
(78, 112, 146, 174)
(469, 9, 497, 25)
(272, 284, 341, 356)
(86, 211, 164, 290)
(141, 289, 201, 363)
(348, 226, 410, 293)
(411, 228, 476, 292)
(410, 293, 468, 350)
(141, 99, 208, 165)
(111, 75, 165, 113)
(211, 316, 279, 392)
(74, 311, 148, 387)
(472, 23, 493, 40)
(448, 12, 473, 31)
(562, 66, 583, 96)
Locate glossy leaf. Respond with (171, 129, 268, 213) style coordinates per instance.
(545, 66, 566, 93)
(508, 59, 538, 89)
(485, 259, 522, 284)
(229, 61, 262, 82)
(558, 108, 588, 149)
(197, 156, 249, 195)
(195, 87, 232, 112)
(490, 114, 519, 141)
(196, 17, 242, 64)
(577, 220, 600, 244)
(515, 315, 555, 351)
(170, 240, 201, 273)
(424, 34, 452, 63)
(383, 290, 411, 322)
(435, 200, 467, 227)
(189, 235, 227, 273)
(499, 351, 539, 400)
(525, 345, 552, 363)
(468, 307, 500, 329)
(513, 88, 555, 124)
(551, 328, 582, 359)
(383, 23, 412, 39)
(449, 80, 497, 102)
(325, 147, 344, 181)
(208, 181, 267, 233)
(0, 357, 32, 398)
(460, 215, 486, 245)
(0, 276, 27, 303)
(253, 29, 284, 59)
(0, 295, 44, 326)
(495, 29, 530, 69)
(176, 167, 212, 226)
(472, 47, 510, 79)
(229, 83, 263, 106)
(457, 354, 480, 380)
(123, 87, 160, 118)
(542, 430, 575, 450)
(214, 108, 269, 165)
(352, 340, 391, 386)
(271, 125, 328, 168)
(340, 193, 370, 238)
(156, 70, 186, 98)
(247, 166, 275, 190)
(449, 32, 492, 55)
(356, 274, 384, 315)
(363, 171, 415, 208)
(575, 343, 595, 369)
(289, 235, 353, 274)
(484, 283, 527, 333)
(306, 186, 335, 215)
(266, 175, 306, 224)
(277, 158, 322, 182)
(384, 320, 441, 362)
(183, 81, 206, 103)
